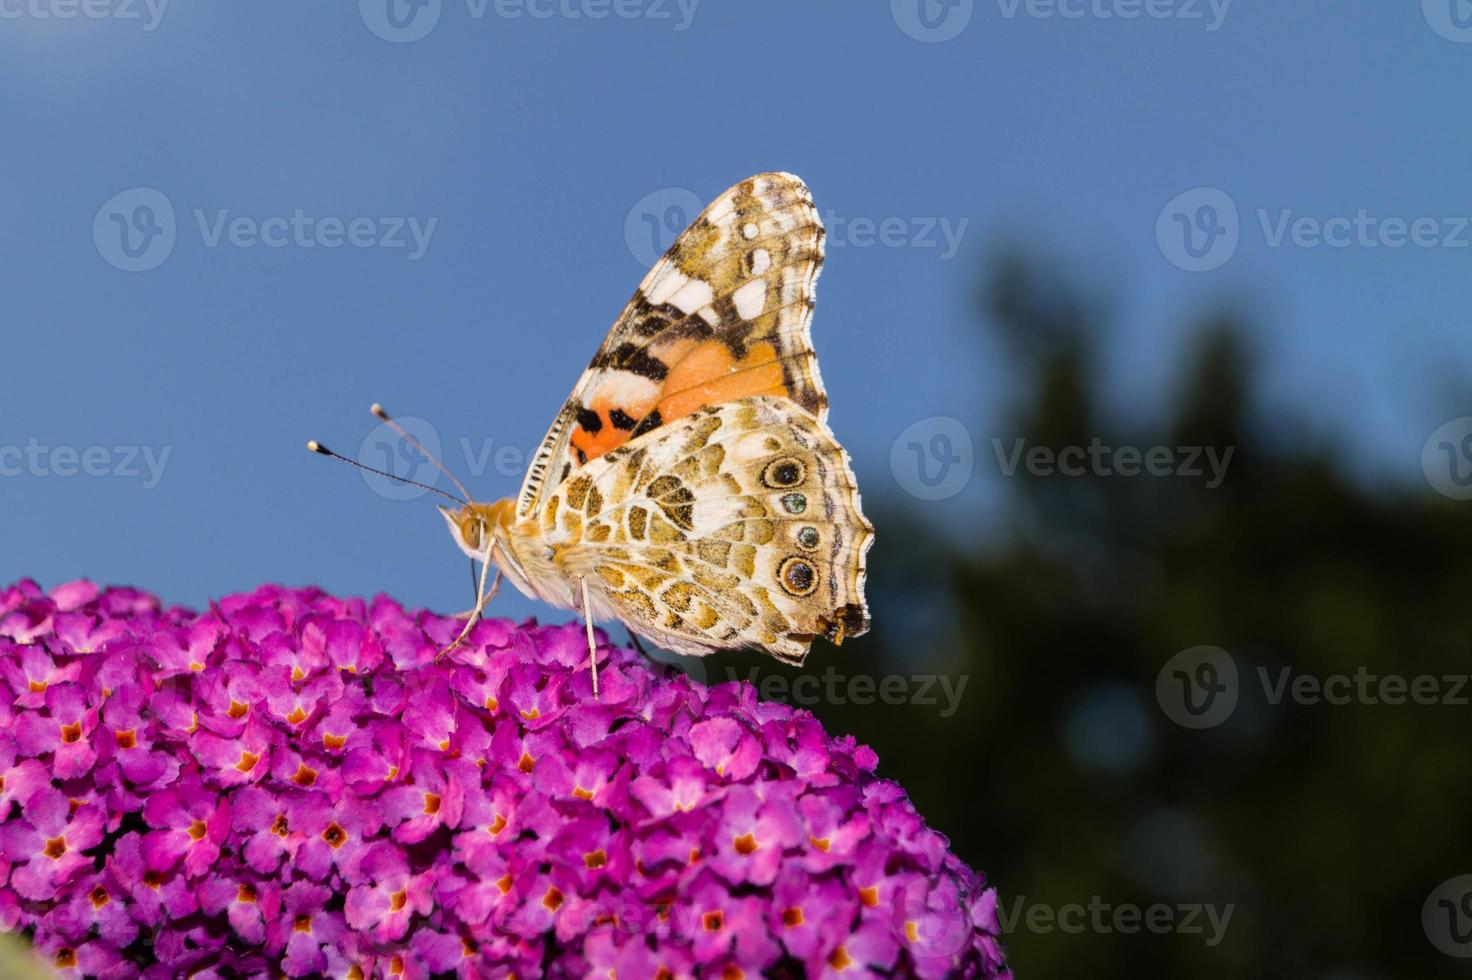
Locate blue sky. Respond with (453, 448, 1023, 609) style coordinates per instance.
(2, 0, 1470, 616)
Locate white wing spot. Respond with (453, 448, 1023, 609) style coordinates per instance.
(742, 222, 759, 240)
(732, 279, 767, 320)
(669, 278, 716, 315)
(591, 369, 661, 407)
(644, 267, 687, 306)
(646, 268, 715, 315)
(749, 248, 771, 275)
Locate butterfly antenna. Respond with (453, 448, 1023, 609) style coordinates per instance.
(306, 440, 466, 506)
(371, 403, 474, 502)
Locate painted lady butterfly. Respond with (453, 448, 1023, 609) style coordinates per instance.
(316, 174, 872, 693)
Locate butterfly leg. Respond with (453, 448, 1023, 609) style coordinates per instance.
(580, 576, 599, 700)
(439, 538, 500, 662)
(627, 630, 652, 660)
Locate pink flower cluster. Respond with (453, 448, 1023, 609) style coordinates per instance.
(0, 579, 1010, 978)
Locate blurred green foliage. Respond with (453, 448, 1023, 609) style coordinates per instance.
(704, 250, 1472, 978)
(0, 933, 54, 980)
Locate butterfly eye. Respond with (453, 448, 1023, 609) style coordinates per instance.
(461, 519, 482, 549)
(778, 557, 818, 597)
(762, 457, 806, 489)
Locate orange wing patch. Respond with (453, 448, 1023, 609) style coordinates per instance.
(568, 339, 789, 466)
(517, 173, 828, 519)
(656, 339, 787, 420)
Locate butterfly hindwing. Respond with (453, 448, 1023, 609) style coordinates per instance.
(517, 173, 828, 521)
(540, 396, 871, 663)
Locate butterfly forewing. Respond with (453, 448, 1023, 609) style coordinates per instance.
(516, 172, 828, 521)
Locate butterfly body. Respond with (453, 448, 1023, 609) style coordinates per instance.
(442, 173, 872, 666)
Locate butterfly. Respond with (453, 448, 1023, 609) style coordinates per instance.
(313, 173, 872, 694)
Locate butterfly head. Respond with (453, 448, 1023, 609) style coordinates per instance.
(438, 498, 516, 560)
